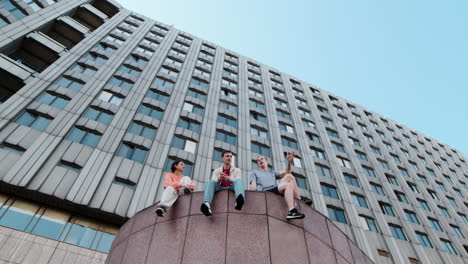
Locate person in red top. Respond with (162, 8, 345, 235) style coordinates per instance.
(200, 150, 245, 216)
(155, 160, 195, 217)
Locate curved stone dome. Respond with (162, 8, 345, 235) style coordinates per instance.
(106, 190, 374, 264)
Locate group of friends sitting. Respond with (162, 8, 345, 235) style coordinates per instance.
(155, 150, 306, 220)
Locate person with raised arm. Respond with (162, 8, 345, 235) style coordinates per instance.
(249, 152, 305, 219)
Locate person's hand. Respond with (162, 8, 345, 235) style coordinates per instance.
(286, 151, 295, 162)
(189, 184, 195, 190)
(219, 172, 226, 181)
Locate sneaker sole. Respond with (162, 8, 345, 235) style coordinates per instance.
(235, 195, 244, 210)
(287, 215, 305, 219)
(155, 208, 164, 217)
(200, 203, 212, 216)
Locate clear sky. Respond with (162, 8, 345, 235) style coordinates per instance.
(118, 0, 468, 156)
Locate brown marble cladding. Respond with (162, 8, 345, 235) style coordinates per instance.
(106, 190, 374, 264)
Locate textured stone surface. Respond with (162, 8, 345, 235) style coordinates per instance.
(106, 190, 374, 264)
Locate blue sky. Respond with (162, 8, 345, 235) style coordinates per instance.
(118, 0, 468, 156)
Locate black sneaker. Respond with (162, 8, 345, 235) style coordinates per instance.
(287, 208, 305, 219)
(200, 202, 212, 216)
(183, 187, 192, 195)
(235, 194, 244, 210)
(155, 207, 165, 217)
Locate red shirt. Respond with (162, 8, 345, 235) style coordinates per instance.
(220, 168, 231, 187)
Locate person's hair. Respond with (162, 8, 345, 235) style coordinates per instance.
(171, 160, 184, 172)
(221, 150, 233, 157)
(256, 155, 267, 162)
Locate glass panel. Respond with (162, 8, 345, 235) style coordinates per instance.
(67, 128, 85, 142)
(82, 133, 100, 148)
(51, 97, 68, 109)
(16, 112, 35, 126)
(132, 148, 147, 163)
(0, 200, 38, 231)
(30, 116, 52, 131)
(63, 218, 99, 248)
(30, 208, 69, 240)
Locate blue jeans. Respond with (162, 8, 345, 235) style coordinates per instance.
(203, 179, 245, 204)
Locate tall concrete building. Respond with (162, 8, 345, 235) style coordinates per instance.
(0, 0, 466, 263)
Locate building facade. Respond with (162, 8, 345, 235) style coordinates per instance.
(0, 0, 467, 263)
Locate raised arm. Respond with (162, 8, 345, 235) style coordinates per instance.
(278, 151, 295, 178)
(248, 171, 257, 190)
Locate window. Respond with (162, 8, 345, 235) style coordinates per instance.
(389, 224, 406, 240)
(378, 160, 389, 169)
(0, 0, 27, 19)
(370, 146, 381, 155)
(438, 206, 450, 218)
(327, 206, 347, 224)
(277, 110, 291, 119)
(387, 175, 398, 185)
(128, 121, 157, 139)
(337, 156, 352, 168)
(359, 215, 378, 232)
(351, 193, 368, 208)
(96, 43, 117, 54)
(450, 225, 464, 238)
(428, 218, 442, 231)
(250, 112, 266, 123)
(307, 133, 320, 143)
(71, 64, 97, 76)
(98, 91, 123, 106)
(217, 114, 237, 128)
(355, 151, 368, 161)
(399, 167, 409, 177)
(279, 123, 294, 133)
(116, 142, 148, 163)
(418, 199, 429, 211)
(84, 53, 107, 64)
(187, 89, 207, 101)
(303, 120, 316, 129)
(83, 107, 113, 125)
(15, 111, 52, 131)
(191, 78, 209, 89)
(67, 127, 101, 148)
(108, 77, 133, 90)
(37, 92, 70, 109)
(172, 137, 197, 154)
(251, 142, 270, 157)
(440, 239, 457, 255)
(407, 182, 419, 193)
(0, 143, 26, 155)
(219, 101, 237, 112)
(405, 210, 419, 224)
(249, 99, 265, 110)
(321, 184, 339, 199)
(281, 137, 297, 149)
(249, 88, 263, 98)
(311, 148, 326, 160)
(349, 137, 361, 147)
(362, 166, 376, 177)
(321, 117, 333, 126)
(177, 118, 201, 133)
(446, 196, 457, 208)
(165, 57, 182, 67)
(0, 17, 9, 29)
(316, 164, 332, 177)
(153, 77, 175, 89)
(371, 183, 385, 196)
(215, 130, 236, 145)
(221, 89, 237, 99)
(344, 174, 359, 187)
(395, 191, 408, 204)
(380, 202, 395, 216)
(326, 129, 339, 138)
(58, 161, 82, 173)
(418, 175, 427, 184)
(159, 67, 179, 77)
(332, 142, 345, 152)
(0, 197, 118, 253)
(274, 99, 287, 107)
(427, 189, 438, 200)
(251, 127, 268, 139)
(416, 232, 432, 248)
(146, 89, 169, 103)
(137, 104, 163, 120)
(182, 102, 204, 116)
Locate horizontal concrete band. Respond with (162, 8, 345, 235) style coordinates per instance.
(107, 190, 374, 264)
